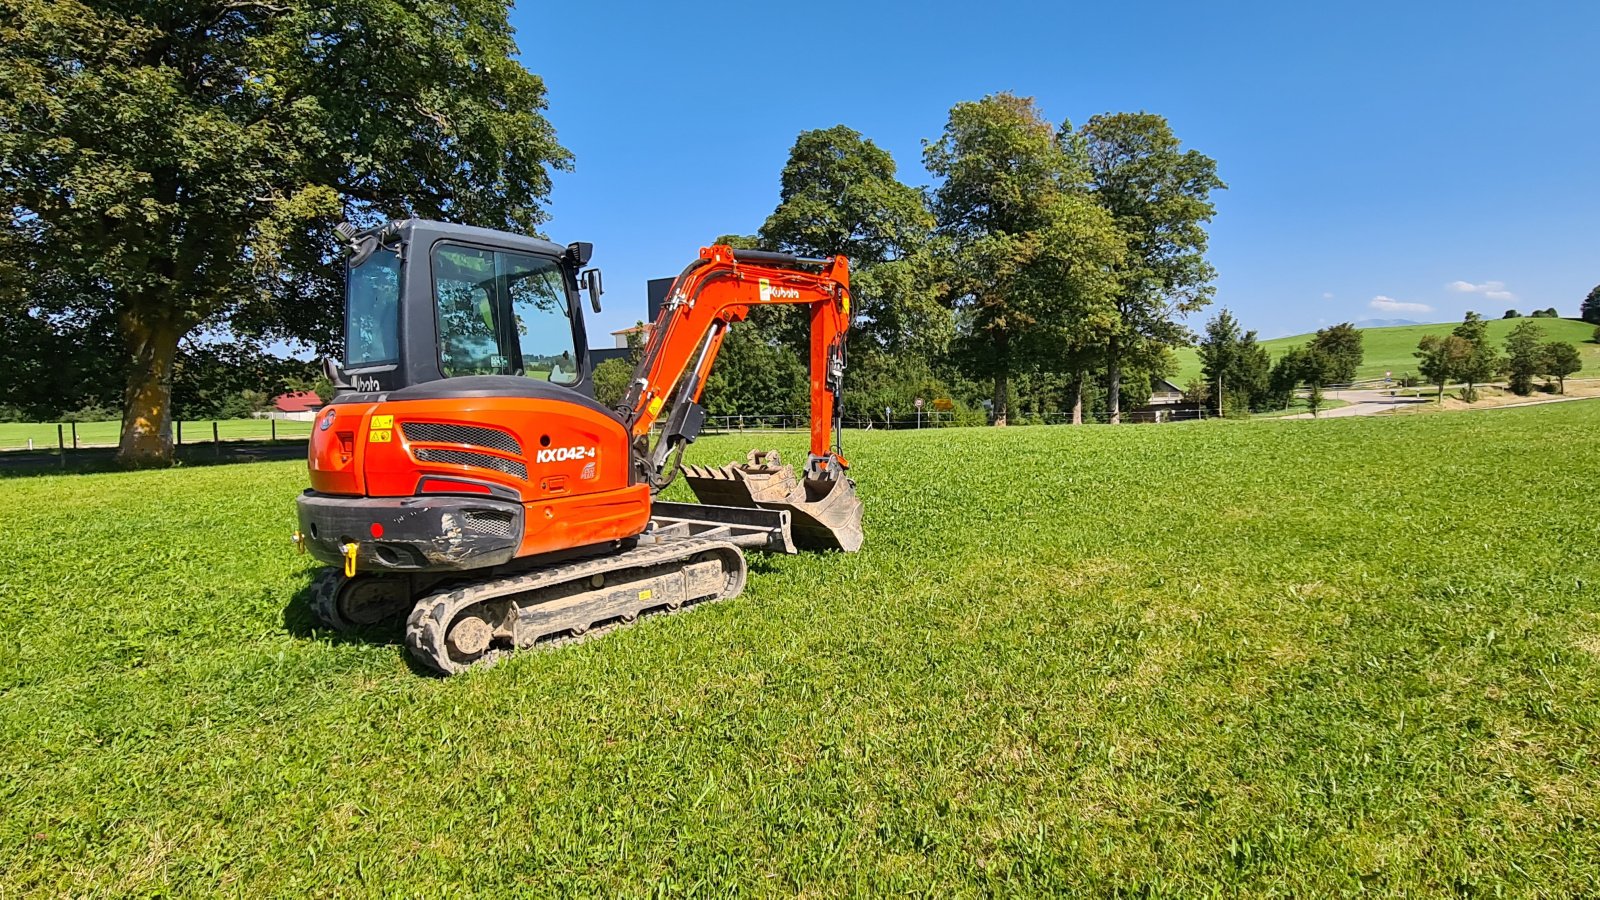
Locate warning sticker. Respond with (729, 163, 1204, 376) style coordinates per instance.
(370, 415, 394, 429)
(369, 430, 392, 443)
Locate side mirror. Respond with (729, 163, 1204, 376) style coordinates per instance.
(322, 356, 352, 391)
(583, 268, 603, 313)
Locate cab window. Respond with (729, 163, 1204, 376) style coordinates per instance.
(432, 244, 578, 383)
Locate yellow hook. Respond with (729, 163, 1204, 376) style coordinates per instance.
(342, 542, 358, 578)
(291, 530, 307, 555)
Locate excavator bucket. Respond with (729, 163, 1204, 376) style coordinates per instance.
(682, 450, 864, 552)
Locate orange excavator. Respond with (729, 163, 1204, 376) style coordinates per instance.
(292, 219, 864, 673)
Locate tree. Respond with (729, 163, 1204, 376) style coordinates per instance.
(1503, 309, 1521, 319)
(1583, 285, 1600, 326)
(1415, 334, 1473, 402)
(1530, 307, 1560, 318)
(924, 93, 1122, 426)
(1306, 322, 1364, 384)
(1196, 309, 1270, 414)
(1304, 381, 1325, 418)
(1078, 113, 1225, 423)
(1, 0, 569, 465)
(1540, 341, 1582, 393)
(1450, 312, 1501, 402)
(698, 325, 809, 418)
(1266, 348, 1305, 410)
(759, 127, 946, 363)
(1504, 320, 1546, 396)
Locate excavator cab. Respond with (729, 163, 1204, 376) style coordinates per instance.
(330, 219, 600, 397)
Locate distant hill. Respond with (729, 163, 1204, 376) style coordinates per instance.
(1170, 317, 1599, 385)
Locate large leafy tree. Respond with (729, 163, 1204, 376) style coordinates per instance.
(1078, 113, 1224, 423)
(1307, 322, 1364, 384)
(759, 126, 945, 362)
(924, 93, 1121, 425)
(1503, 320, 1546, 395)
(1197, 309, 1270, 414)
(1540, 341, 1581, 393)
(1415, 333, 1473, 402)
(1, 0, 569, 465)
(1450, 312, 1501, 402)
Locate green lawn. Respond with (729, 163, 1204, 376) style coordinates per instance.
(3, 407, 1599, 894)
(0, 417, 311, 451)
(1172, 317, 1600, 384)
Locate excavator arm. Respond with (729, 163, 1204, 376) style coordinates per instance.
(619, 245, 852, 489)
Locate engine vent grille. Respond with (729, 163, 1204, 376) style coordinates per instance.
(401, 421, 522, 455)
(464, 509, 516, 538)
(414, 448, 528, 480)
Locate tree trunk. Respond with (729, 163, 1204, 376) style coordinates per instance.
(1069, 370, 1084, 425)
(1107, 334, 1122, 425)
(116, 310, 181, 467)
(990, 329, 1009, 426)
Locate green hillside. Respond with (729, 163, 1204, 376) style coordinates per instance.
(1171, 317, 1600, 385)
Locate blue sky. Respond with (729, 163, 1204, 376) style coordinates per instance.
(521, 0, 1599, 342)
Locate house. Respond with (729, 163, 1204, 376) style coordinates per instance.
(269, 390, 324, 421)
(1126, 377, 1190, 423)
(1146, 377, 1184, 406)
(608, 323, 651, 349)
(589, 277, 673, 364)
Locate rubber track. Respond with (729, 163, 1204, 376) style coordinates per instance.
(404, 538, 745, 675)
(308, 568, 348, 631)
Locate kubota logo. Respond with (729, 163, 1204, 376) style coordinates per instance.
(536, 445, 597, 464)
(758, 278, 800, 302)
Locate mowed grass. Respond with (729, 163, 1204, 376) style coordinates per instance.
(3, 405, 1599, 894)
(0, 418, 312, 451)
(1171, 316, 1600, 384)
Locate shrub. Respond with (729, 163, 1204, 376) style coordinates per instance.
(61, 404, 118, 423)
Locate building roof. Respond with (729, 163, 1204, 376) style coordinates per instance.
(273, 390, 323, 412)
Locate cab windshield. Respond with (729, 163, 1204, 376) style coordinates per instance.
(432, 244, 578, 384)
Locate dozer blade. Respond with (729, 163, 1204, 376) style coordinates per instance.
(682, 450, 864, 553)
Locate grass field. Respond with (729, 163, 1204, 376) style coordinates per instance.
(0, 417, 312, 451)
(3, 406, 1599, 894)
(1172, 317, 1600, 384)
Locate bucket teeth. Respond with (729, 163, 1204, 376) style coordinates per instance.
(681, 449, 864, 553)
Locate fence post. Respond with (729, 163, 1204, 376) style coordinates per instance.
(57, 423, 64, 453)
(213, 421, 221, 457)
(71, 421, 78, 448)
(271, 418, 276, 441)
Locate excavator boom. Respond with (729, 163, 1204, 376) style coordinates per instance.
(619, 245, 863, 551)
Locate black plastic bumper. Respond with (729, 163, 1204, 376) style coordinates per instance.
(296, 491, 524, 573)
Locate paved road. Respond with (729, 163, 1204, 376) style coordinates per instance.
(1281, 389, 1431, 418)
(1282, 389, 1598, 419)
